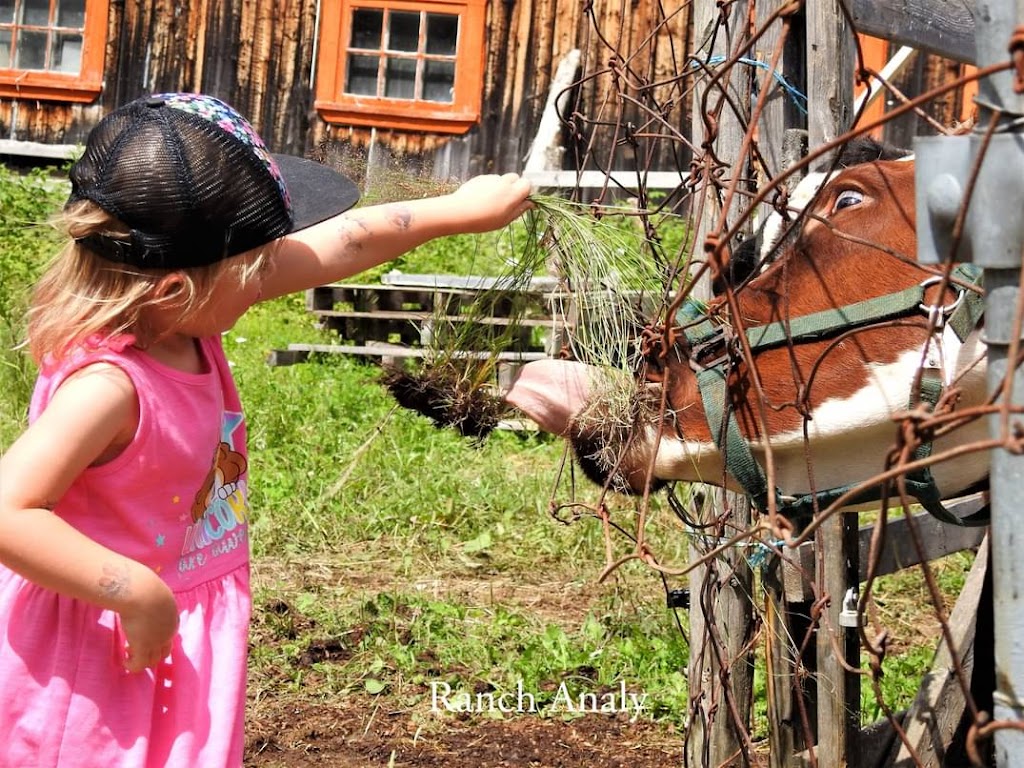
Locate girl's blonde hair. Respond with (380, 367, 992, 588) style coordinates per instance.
(27, 200, 267, 364)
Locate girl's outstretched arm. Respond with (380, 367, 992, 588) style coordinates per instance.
(259, 172, 533, 301)
(0, 365, 178, 672)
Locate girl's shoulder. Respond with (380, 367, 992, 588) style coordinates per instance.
(35, 358, 140, 469)
(38, 333, 136, 377)
(31, 336, 146, 469)
(34, 335, 137, 407)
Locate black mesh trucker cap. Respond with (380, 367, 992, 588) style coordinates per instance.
(67, 92, 361, 270)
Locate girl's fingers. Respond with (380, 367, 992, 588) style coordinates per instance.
(123, 642, 171, 672)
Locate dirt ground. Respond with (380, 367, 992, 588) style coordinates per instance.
(245, 695, 682, 767)
(244, 560, 686, 767)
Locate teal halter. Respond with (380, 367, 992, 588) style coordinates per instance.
(673, 264, 988, 526)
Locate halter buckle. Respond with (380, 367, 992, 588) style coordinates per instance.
(919, 276, 966, 329)
(688, 325, 736, 372)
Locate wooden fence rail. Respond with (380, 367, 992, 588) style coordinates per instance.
(267, 275, 573, 384)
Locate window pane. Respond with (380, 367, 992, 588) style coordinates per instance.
(350, 8, 382, 50)
(51, 30, 79, 72)
(56, 0, 85, 29)
(345, 53, 379, 95)
(387, 11, 419, 53)
(423, 59, 454, 102)
(383, 57, 415, 99)
(0, 30, 10, 67)
(23, 0, 51, 26)
(425, 14, 458, 56)
(0, 1, 14, 25)
(15, 29, 46, 69)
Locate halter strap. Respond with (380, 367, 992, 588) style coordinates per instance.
(676, 264, 988, 525)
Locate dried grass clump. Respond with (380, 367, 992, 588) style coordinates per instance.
(568, 374, 665, 491)
(519, 196, 670, 370)
(380, 363, 510, 439)
(384, 196, 678, 438)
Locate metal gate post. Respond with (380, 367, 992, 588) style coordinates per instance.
(916, 0, 1024, 762)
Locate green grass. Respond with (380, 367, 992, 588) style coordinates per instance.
(248, 580, 689, 722)
(226, 294, 694, 726)
(0, 165, 66, 441)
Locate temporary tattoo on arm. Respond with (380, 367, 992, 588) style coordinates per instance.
(344, 214, 372, 234)
(336, 215, 370, 252)
(98, 561, 131, 601)
(386, 205, 413, 231)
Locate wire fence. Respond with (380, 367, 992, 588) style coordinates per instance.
(521, 2, 1018, 766)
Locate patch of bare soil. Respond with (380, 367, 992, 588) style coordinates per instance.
(245, 695, 681, 767)
(246, 555, 683, 767)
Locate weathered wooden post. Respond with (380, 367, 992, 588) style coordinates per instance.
(800, 3, 862, 761)
(750, 3, 859, 764)
(753, 7, 809, 765)
(686, 1, 756, 765)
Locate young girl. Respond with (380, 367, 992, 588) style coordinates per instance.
(0, 92, 532, 767)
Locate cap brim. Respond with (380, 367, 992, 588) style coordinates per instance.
(273, 154, 361, 233)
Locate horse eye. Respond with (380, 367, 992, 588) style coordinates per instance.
(832, 189, 864, 213)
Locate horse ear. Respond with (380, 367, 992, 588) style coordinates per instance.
(505, 360, 603, 436)
(824, 136, 912, 169)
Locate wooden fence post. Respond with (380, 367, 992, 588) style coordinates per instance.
(804, 4, 859, 766)
(686, 1, 755, 764)
(687, 493, 755, 767)
(752, 11, 807, 765)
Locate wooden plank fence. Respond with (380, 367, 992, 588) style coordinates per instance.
(267, 274, 572, 382)
(688, 0, 991, 765)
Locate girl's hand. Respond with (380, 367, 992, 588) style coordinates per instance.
(447, 173, 534, 233)
(118, 566, 179, 672)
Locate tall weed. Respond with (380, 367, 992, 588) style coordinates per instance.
(0, 166, 66, 443)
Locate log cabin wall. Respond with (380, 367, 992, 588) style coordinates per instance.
(0, 0, 972, 187)
(0, 0, 320, 150)
(0, 0, 692, 189)
(309, 0, 694, 192)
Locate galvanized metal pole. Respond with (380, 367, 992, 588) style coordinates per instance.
(917, 1, 1024, 762)
(970, 3, 1024, 764)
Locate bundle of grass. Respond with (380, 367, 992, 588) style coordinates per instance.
(383, 196, 681, 437)
(381, 359, 510, 439)
(527, 196, 672, 369)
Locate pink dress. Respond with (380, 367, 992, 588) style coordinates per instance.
(0, 336, 252, 767)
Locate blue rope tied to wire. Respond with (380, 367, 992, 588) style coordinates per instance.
(700, 55, 809, 115)
(687, 531, 788, 571)
(747, 538, 787, 570)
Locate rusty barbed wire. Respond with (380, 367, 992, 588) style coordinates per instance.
(533, 2, 1024, 766)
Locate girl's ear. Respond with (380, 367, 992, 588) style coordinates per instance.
(151, 272, 189, 307)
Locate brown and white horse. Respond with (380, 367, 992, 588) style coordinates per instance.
(506, 159, 989, 516)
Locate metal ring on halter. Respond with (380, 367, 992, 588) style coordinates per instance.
(919, 276, 966, 318)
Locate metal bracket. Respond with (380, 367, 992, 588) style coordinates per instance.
(915, 135, 972, 265)
(916, 132, 1024, 268)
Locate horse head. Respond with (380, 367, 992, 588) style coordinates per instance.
(507, 159, 988, 515)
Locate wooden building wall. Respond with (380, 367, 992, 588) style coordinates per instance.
(0, 1, 972, 185)
(0, 0, 691, 186)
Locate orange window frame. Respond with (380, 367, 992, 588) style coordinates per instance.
(0, 0, 108, 102)
(854, 35, 978, 135)
(315, 0, 486, 134)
